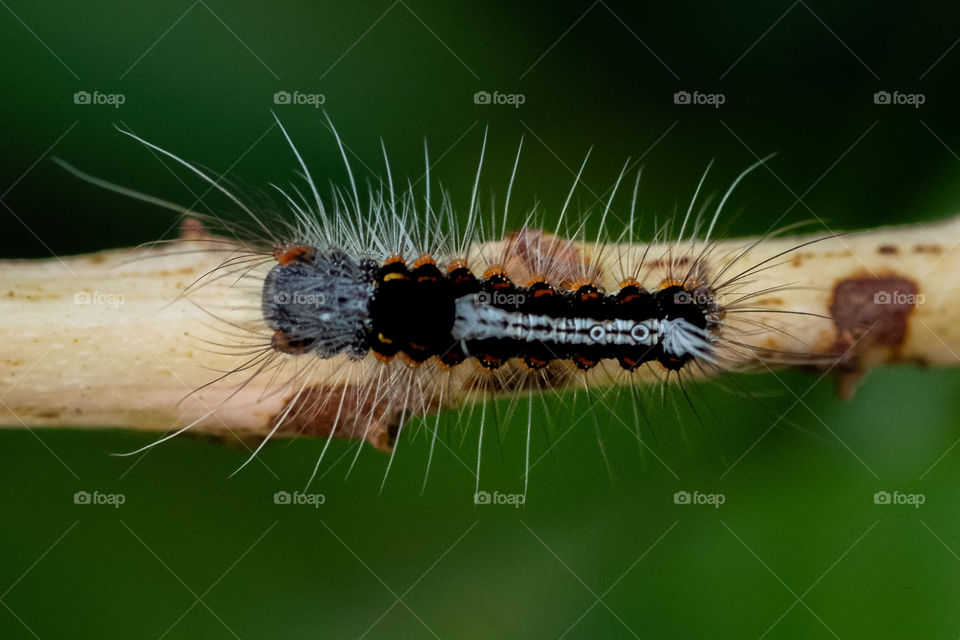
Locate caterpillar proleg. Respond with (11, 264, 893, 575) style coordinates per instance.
(10, 115, 956, 491)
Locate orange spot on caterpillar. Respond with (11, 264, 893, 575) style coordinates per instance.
(573, 355, 598, 370)
(658, 357, 685, 370)
(273, 243, 316, 266)
(570, 279, 602, 293)
(877, 245, 898, 255)
(446, 257, 469, 272)
(398, 352, 424, 367)
(618, 290, 646, 304)
(478, 354, 504, 369)
(524, 356, 550, 370)
(413, 253, 435, 268)
(483, 264, 506, 279)
(270, 330, 314, 355)
(577, 287, 602, 302)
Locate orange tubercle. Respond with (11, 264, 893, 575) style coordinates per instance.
(273, 243, 316, 266)
(447, 257, 470, 272)
(482, 264, 506, 279)
(413, 253, 435, 268)
(658, 279, 684, 290)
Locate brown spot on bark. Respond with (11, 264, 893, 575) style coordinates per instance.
(273, 383, 441, 453)
(754, 297, 784, 307)
(644, 256, 698, 271)
(504, 228, 593, 287)
(179, 217, 209, 240)
(829, 275, 918, 397)
(877, 245, 898, 255)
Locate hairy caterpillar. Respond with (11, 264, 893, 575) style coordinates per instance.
(56, 115, 836, 493)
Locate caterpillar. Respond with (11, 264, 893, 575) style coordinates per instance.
(57, 114, 833, 493)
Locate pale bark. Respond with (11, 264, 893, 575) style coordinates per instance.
(1, 216, 958, 440)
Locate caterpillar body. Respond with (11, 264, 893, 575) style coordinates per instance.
(263, 245, 716, 372)
(58, 115, 829, 491)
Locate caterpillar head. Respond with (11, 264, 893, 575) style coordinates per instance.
(262, 247, 376, 358)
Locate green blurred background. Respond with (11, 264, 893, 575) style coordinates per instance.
(3, 2, 960, 638)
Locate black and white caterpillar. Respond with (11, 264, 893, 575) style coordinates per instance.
(59, 115, 827, 493)
(262, 244, 718, 372)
